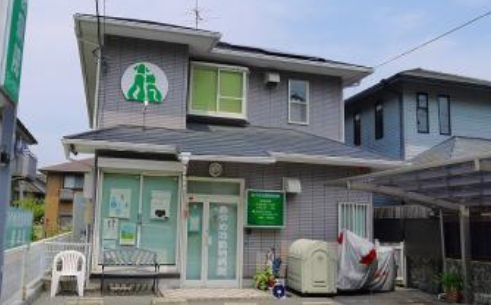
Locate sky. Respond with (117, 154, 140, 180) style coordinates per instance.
(16, 0, 491, 167)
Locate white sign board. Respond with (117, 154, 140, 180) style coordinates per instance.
(150, 190, 171, 219)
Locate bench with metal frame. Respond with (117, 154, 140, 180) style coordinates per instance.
(101, 248, 159, 293)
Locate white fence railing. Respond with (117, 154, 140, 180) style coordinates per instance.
(1, 232, 91, 305)
(380, 241, 406, 287)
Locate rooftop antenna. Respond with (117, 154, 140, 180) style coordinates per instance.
(192, 0, 204, 29)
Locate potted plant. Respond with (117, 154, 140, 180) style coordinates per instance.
(254, 266, 276, 291)
(436, 271, 464, 303)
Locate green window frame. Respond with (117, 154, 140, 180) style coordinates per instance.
(189, 62, 247, 119)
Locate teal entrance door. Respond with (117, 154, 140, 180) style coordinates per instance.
(185, 196, 241, 287)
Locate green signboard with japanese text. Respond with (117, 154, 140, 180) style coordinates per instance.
(246, 190, 285, 228)
(0, 0, 28, 102)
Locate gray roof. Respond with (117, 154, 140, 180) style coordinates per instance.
(40, 158, 93, 174)
(76, 14, 371, 71)
(65, 123, 396, 162)
(412, 136, 491, 165)
(346, 68, 491, 106)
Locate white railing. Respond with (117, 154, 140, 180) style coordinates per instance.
(0, 232, 91, 305)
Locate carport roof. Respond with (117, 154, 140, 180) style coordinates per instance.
(62, 123, 404, 169)
(328, 149, 491, 211)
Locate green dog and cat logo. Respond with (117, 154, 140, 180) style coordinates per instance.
(121, 62, 169, 103)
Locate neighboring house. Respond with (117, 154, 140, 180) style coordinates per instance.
(40, 158, 93, 235)
(62, 14, 403, 288)
(345, 69, 491, 293)
(345, 68, 491, 161)
(10, 119, 40, 201)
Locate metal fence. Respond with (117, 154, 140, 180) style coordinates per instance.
(0, 232, 91, 305)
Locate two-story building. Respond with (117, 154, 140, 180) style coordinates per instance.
(63, 14, 404, 288)
(345, 68, 491, 161)
(344, 69, 491, 293)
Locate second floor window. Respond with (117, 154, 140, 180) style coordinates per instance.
(189, 63, 247, 119)
(375, 102, 384, 140)
(288, 80, 309, 125)
(438, 95, 451, 135)
(417, 93, 429, 133)
(354, 112, 361, 146)
(64, 174, 84, 190)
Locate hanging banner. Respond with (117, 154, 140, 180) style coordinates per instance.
(0, 0, 29, 102)
(246, 190, 285, 228)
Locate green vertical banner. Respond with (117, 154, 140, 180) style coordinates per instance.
(1, 0, 29, 102)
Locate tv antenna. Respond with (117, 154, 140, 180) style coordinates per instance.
(192, 0, 204, 29)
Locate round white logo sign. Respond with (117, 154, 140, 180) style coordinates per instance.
(121, 62, 169, 103)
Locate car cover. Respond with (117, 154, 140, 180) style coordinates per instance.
(336, 229, 378, 291)
(366, 246, 397, 292)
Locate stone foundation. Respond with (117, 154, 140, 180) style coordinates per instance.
(446, 258, 491, 305)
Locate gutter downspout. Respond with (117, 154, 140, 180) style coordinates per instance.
(178, 152, 191, 286)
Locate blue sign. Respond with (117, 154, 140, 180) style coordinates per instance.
(4, 207, 33, 249)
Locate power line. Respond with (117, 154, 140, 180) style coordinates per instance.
(374, 9, 491, 69)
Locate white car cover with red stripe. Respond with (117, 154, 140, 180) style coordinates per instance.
(336, 229, 378, 291)
(366, 246, 397, 292)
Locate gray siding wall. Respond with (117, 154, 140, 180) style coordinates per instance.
(248, 68, 344, 140)
(403, 83, 491, 159)
(188, 161, 372, 278)
(97, 36, 189, 129)
(96, 36, 344, 140)
(345, 92, 402, 159)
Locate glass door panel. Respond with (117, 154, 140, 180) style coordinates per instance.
(186, 202, 204, 280)
(99, 173, 141, 261)
(207, 202, 237, 280)
(140, 176, 180, 264)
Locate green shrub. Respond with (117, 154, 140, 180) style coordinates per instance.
(12, 197, 45, 223)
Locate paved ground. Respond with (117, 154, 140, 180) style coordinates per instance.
(33, 288, 446, 305)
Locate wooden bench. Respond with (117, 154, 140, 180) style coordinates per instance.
(101, 248, 159, 293)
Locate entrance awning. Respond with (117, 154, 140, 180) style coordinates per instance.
(327, 151, 491, 303)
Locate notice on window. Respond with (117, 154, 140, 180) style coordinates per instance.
(150, 190, 171, 220)
(102, 218, 118, 240)
(216, 205, 229, 277)
(119, 222, 137, 246)
(109, 188, 131, 219)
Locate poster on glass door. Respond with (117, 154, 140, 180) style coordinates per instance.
(109, 188, 131, 219)
(150, 190, 171, 220)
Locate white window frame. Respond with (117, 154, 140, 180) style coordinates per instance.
(288, 79, 310, 125)
(338, 202, 371, 239)
(188, 61, 248, 120)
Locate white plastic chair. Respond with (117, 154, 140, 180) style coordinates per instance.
(51, 250, 86, 297)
